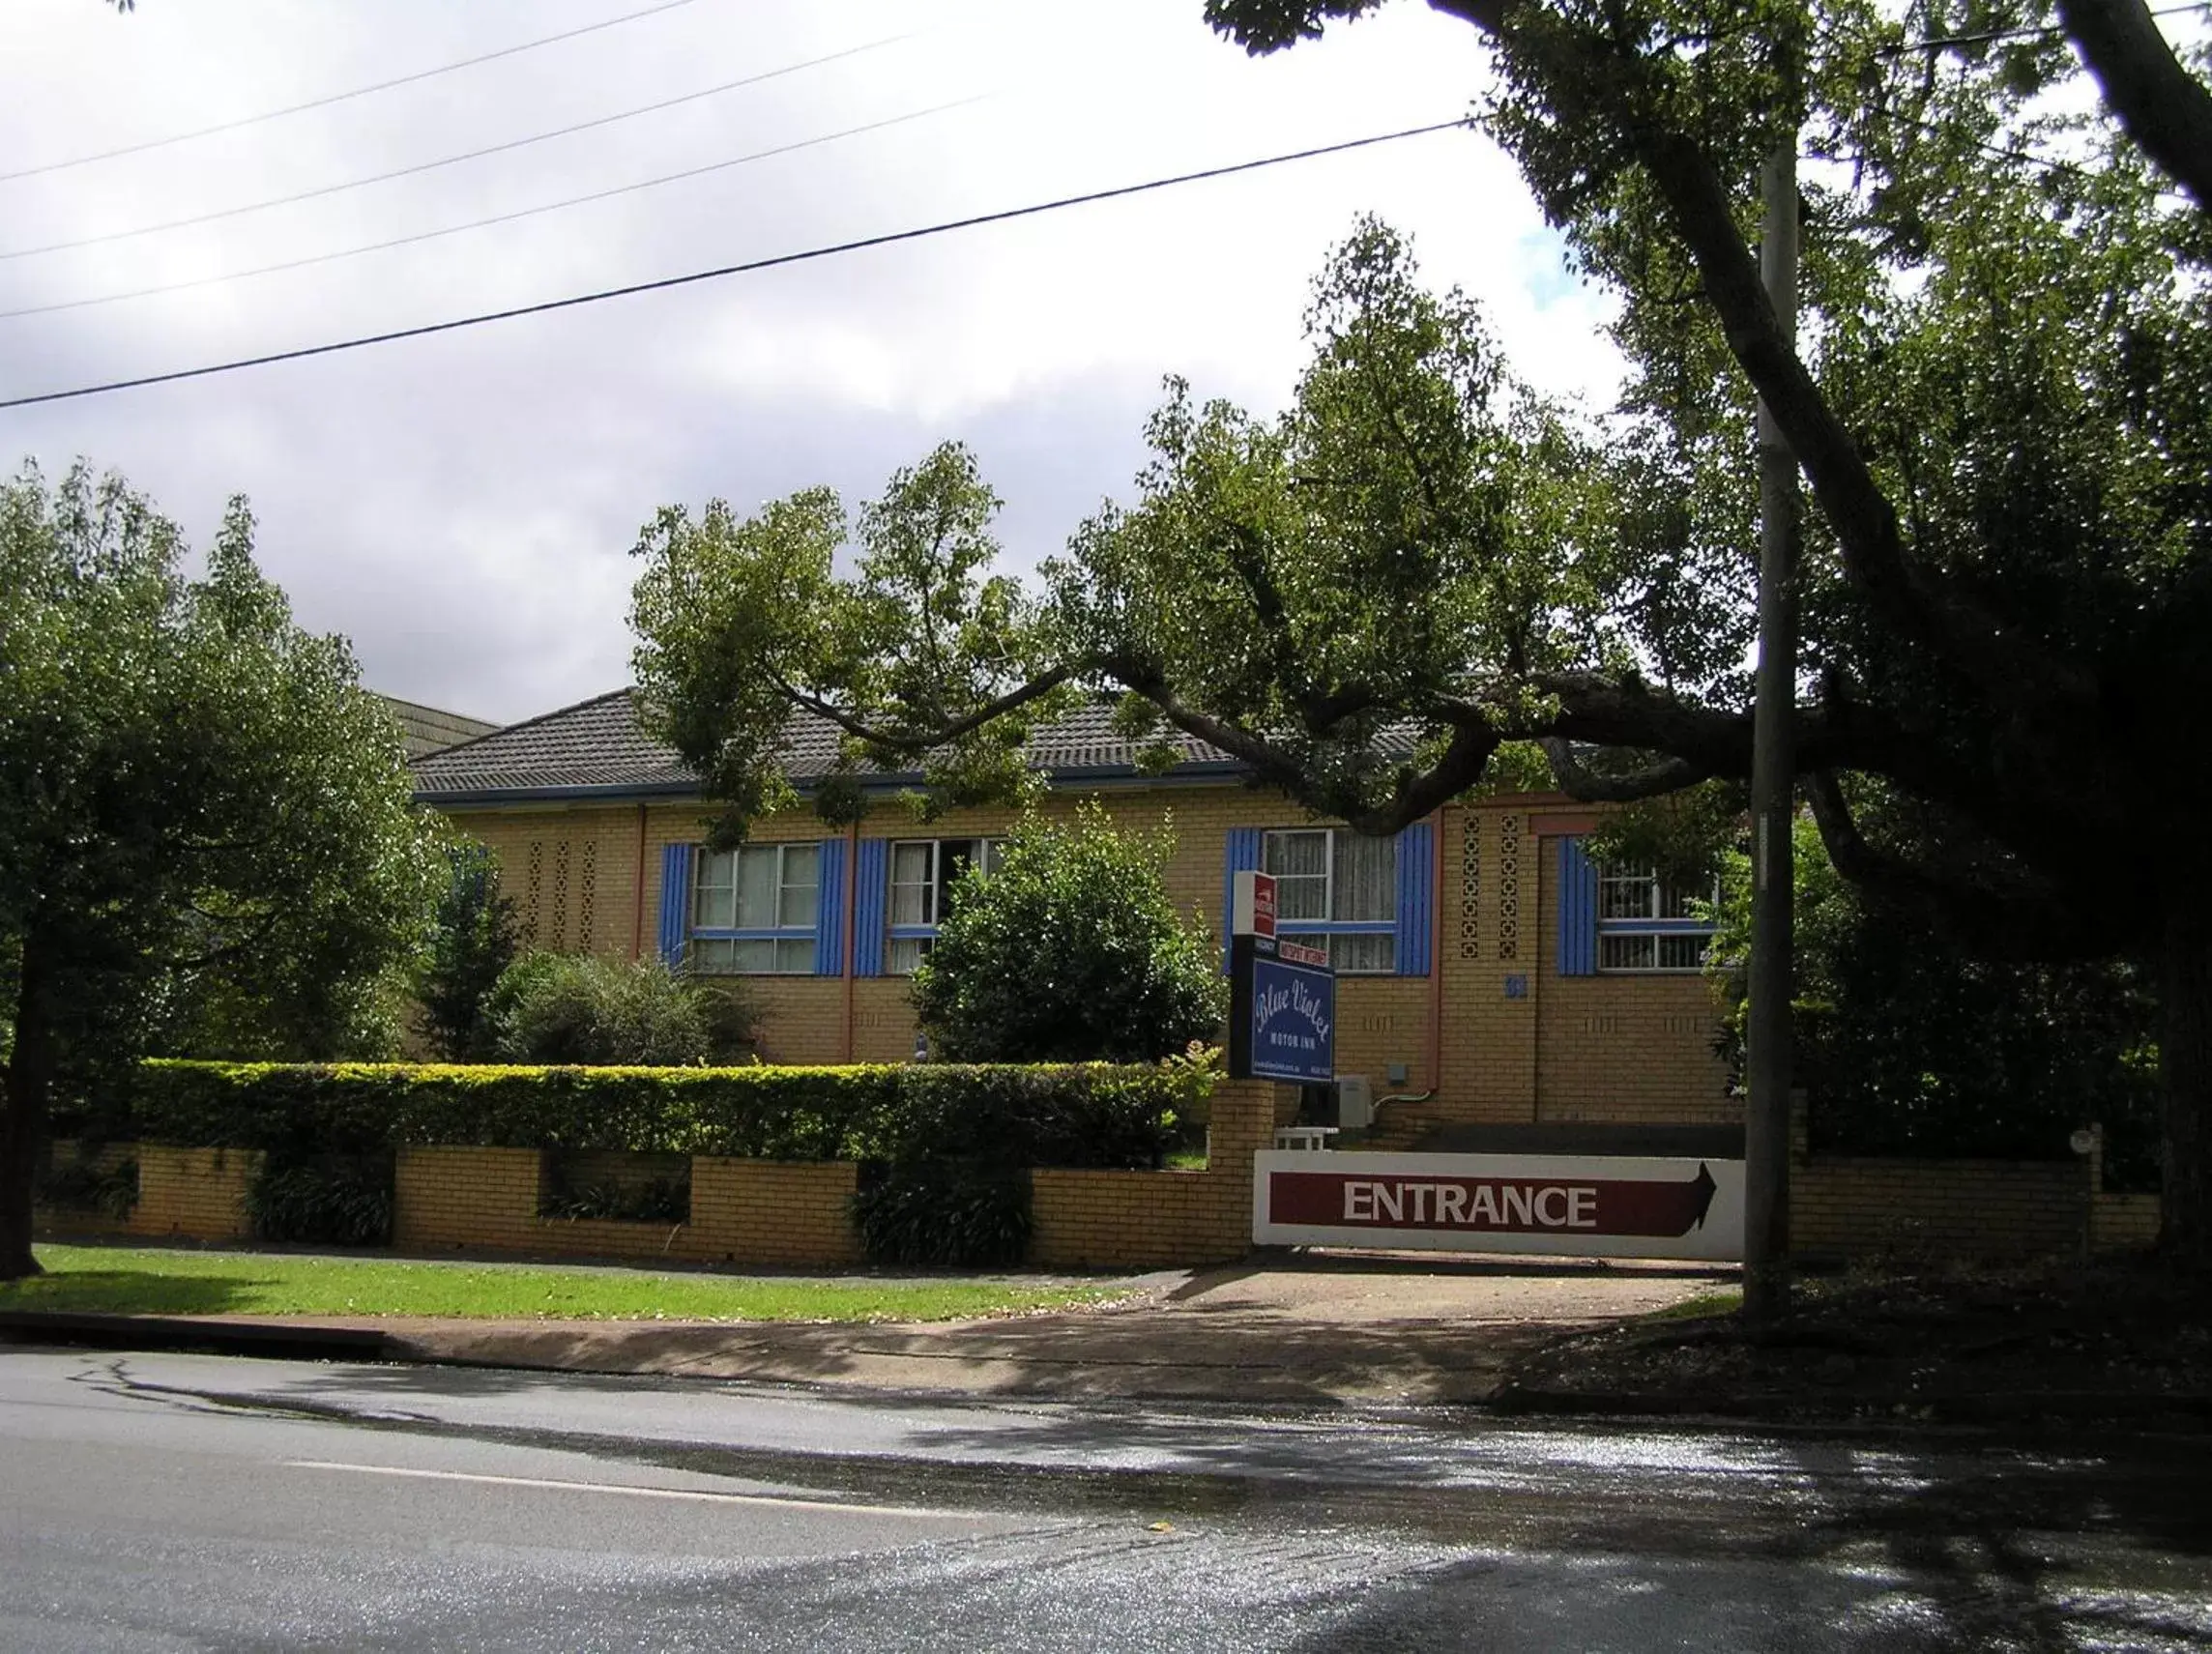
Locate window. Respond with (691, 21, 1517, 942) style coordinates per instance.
(1595, 864, 1715, 972)
(689, 842, 819, 973)
(1262, 827, 1396, 973)
(888, 837, 1004, 973)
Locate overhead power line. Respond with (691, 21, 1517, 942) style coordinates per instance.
(0, 119, 1470, 412)
(0, 34, 910, 264)
(0, 100, 982, 322)
(1880, 0, 2206, 53)
(0, 0, 705, 185)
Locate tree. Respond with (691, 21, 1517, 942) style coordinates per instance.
(0, 462, 444, 1279)
(419, 844, 523, 1059)
(910, 805, 1227, 1062)
(631, 2, 2212, 1262)
(1698, 812, 2163, 1184)
(1192, 1, 2212, 1260)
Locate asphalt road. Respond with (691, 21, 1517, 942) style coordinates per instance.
(3, 1348, 2208, 1651)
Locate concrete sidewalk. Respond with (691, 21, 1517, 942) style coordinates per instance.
(1, 1255, 1732, 1406)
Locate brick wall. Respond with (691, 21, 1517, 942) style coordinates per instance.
(687, 1159, 862, 1267)
(127, 1146, 258, 1242)
(393, 1146, 864, 1268)
(467, 806, 643, 960)
(2090, 1192, 2162, 1253)
(1030, 1170, 1243, 1268)
(393, 1146, 542, 1252)
(49, 1073, 2161, 1268)
(1529, 822, 1734, 1126)
(1791, 1155, 2091, 1260)
(1031, 1078, 1286, 1268)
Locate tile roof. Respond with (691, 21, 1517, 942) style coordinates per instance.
(409, 690, 1250, 803)
(373, 694, 500, 759)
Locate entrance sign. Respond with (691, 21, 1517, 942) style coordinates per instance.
(1253, 1150, 1745, 1262)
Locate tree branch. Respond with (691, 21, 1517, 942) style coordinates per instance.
(1426, 0, 2098, 719)
(1540, 738, 1713, 800)
(2058, 0, 2212, 216)
(763, 664, 1082, 755)
(1805, 770, 2122, 961)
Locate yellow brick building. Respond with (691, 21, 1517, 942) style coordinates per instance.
(411, 691, 1734, 1143)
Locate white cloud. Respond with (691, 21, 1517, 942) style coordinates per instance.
(0, 0, 1623, 724)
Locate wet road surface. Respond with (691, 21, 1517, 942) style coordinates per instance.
(2, 1347, 2206, 1650)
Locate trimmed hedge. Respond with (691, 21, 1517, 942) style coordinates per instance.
(109, 1059, 1195, 1171)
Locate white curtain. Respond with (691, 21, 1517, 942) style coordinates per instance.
(1332, 832, 1395, 922)
(736, 846, 779, 929)
(1264, 830, 1329, 921)
(889, 842, 933, 926)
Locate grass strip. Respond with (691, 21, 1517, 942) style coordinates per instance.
(3, 1244, 1116, 1323)
(1641, 1287, 1745, 1321)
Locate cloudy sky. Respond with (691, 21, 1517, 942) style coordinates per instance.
(0, 0, 1620, 723)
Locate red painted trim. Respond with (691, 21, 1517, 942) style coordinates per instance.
(1528, 811, 1601, 838)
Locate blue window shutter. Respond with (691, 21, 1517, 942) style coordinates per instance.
(814, 838, 847, 976)
(1222, 827, 1263, 971)
(1557, 835, 1598, 976)
(853, 838, 889, 977)
(1394, 821, 1434, 976)
(657, 842, 694, 966)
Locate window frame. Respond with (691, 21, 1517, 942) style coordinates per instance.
(1261, 827, 1397, 975)
(687, 841, 820, 976)
(887, 836, 1004, 974)
(1593, 863, 1717, 975)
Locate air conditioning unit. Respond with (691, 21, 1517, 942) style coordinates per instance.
(1334, 1073, 1375, 1131)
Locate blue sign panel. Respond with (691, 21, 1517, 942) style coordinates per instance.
(1247, 951, 1335, 1084)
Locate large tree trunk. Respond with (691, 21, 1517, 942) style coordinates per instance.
(0, 938, 55, 1281)
(2160, 911, 2212, 1269)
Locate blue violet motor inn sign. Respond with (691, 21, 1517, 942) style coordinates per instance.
(1228, 871, 1336, 1085)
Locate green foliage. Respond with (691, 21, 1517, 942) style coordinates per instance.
(1585, 780, 1742, 891)
(111, 1059, 1194, 1169)
(33, 1155, 137, 1220)
(851, 1161, 1033, 1267)
(910, 805, 1227, 1062)
(0, 462, 444, 1272)
(481, 951, 757, 1067)
(244, 1154, 394, 1248)
(539, 1168, 690, 1225)
(1198, 0, 2212, 1245)
(420, 845, 523, 1059)
(1706, 817, 2161, 1188)
(628, 441, 1070, 844)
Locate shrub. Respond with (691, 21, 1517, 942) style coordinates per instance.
(482, 952, 757, 1067)
(538, 1151, 691, 1223)
(34, 1154, 139, 1220)
(911, 805, 1226, 1062)
(420, 844, 523, 1059)
(121, 1059, 1197, 1169)
(851, 1161, 1032, 1267)
(245, 1154, 394, 1247)
(1705, 816, 2163, 1189)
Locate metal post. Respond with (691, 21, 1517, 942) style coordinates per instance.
(1743, 141, 1800, 1321)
